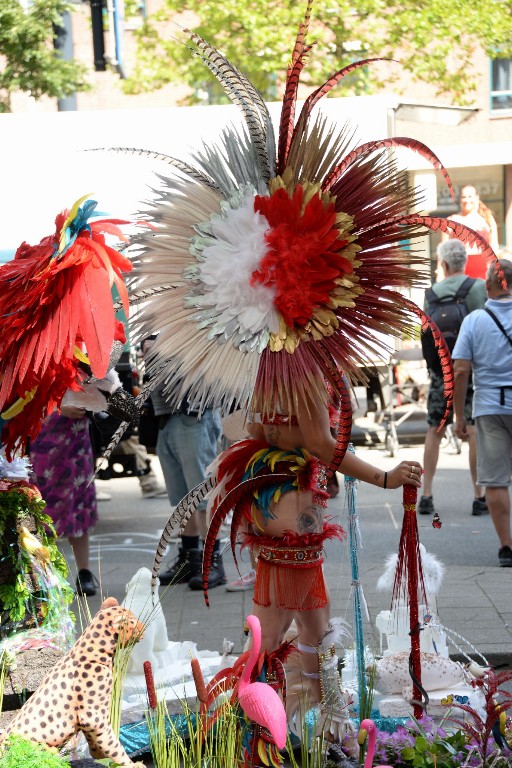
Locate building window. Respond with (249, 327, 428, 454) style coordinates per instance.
(491, 58, 512, 112)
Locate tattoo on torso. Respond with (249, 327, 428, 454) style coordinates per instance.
(297, 505, 323, 534)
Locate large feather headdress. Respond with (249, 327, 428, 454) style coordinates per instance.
(117, 0, 496, 430)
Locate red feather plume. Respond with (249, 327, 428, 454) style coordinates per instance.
(0, 199, 132, 457)
(323, 137, 455, 201)
(276, 0, 313, 173)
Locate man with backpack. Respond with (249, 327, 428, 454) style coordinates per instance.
(419, 239, 487, 516)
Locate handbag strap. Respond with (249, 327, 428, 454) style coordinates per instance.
(484, 306, 512, 348)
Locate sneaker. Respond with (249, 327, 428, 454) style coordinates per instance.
(142, 485, 168, 499)
(418, 496, 434, 515)
(498, 545, 512, 567)
(96, 491, 111, 501)
(189, 552, 226, 590)
(159, 547, 201, 585)
(472, 497, 489, 516)
(76, 569, 99, 597)
(225, 568, 256, 592)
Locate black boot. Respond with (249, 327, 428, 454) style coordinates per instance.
(158, 547, 202, 586)
(189, 551, 226, 590)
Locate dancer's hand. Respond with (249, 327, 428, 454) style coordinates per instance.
(387, 461, 422, 488)
(61, 405, 87, 419)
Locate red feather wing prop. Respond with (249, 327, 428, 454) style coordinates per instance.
(0, 198, 133, 457)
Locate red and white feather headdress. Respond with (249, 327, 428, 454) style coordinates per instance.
(109, 2, 495, 440)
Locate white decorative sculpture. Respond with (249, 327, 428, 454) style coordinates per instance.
(120, 568, 235, 717)
(370, 546, 486, 718)
(121, 567, 170, 673)
(375, 544, 447, 656)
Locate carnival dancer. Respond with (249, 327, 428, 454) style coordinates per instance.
(206, 387, 422, 741)
(119, 2, 498, 761)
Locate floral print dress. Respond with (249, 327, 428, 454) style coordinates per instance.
(30, 413, 98, 538)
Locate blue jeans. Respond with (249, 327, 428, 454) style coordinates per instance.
(156, 410, 221, 510)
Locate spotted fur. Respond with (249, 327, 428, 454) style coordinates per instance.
(1, 597, 145, 767)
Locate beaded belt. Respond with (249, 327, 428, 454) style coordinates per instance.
(257, 542, 324, 568)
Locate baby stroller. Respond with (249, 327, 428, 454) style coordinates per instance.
(376, 346, 428, 457)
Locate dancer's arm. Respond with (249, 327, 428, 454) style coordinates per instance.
(297, 393, 422, 489)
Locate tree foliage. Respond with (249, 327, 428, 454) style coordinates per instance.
(0, 0, 89, 112)
(123, 0, 512, 105)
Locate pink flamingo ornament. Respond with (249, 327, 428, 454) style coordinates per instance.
(358, 719, 392, 768)
(237, 614, 287, 750)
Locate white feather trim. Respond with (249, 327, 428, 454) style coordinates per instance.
(192, 193, 279, 338)
(377, 543, 445, 596)
(319, 618, 352, 653)
(0, 452, 30, 480)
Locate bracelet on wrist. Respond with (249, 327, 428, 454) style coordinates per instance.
(383, 471, 388, 489)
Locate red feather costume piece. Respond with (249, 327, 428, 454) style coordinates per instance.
(0, 198, 132, 457)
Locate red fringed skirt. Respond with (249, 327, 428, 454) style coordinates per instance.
(244, 525, 344, 611)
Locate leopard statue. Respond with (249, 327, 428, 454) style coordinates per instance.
(1, 597, 145, 767)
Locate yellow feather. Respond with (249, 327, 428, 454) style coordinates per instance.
(1, 389, 37, 419)
(269, 744, 283, 767)
(73, 346, 90, 365)
(257, 739, 270, 767)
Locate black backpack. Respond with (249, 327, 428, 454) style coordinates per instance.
(421, 277, 476, 375)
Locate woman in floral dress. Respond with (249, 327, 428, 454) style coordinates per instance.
(30, 405, 98, 596)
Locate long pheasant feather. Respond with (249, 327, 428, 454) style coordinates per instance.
(181, 29, 275, 182)
(276, 0, 314, 173)
(358, 214, 497, 267)
(87, 147, 220, 191)
(151, 476, 216, 593)
(290, 58, 388, 152)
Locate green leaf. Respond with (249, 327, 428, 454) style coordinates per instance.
(0, 0, 89, 112)
(414, 736, 429, 753)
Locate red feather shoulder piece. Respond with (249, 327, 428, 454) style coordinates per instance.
(0, 196, 133, 457)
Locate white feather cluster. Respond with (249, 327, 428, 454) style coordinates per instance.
(188, 192, 279, 348)
(0, 452, 30, 480)
(377, 544, 445, 597)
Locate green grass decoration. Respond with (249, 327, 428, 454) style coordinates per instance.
(0, 734, 70, 768)
(144, 692, 244, 768)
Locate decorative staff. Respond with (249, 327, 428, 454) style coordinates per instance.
(391, 484, 428, 719)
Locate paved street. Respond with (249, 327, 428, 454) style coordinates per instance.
(61, 437, 512, 667)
